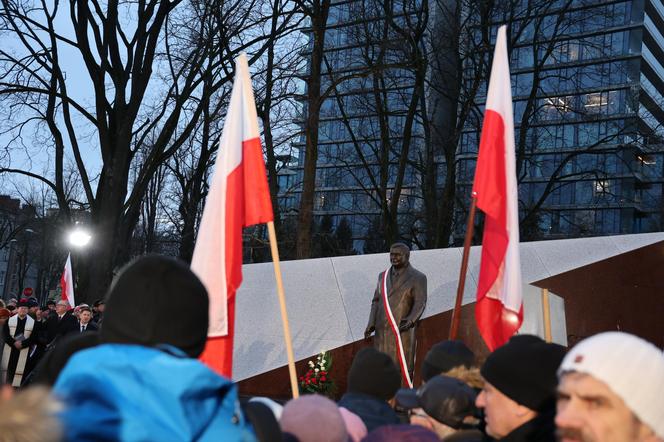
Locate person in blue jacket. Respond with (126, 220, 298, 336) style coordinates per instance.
(52, 255, 255, 442)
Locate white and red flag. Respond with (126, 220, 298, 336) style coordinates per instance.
(472, 25, 523, 351)
(60, 253, 75, 308)
(191, 53, 273, 378)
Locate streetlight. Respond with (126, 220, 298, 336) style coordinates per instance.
(68, 228, 92, 248)
(63, 226, 92, 307)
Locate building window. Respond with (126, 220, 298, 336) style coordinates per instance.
(583, 92, 608, 114)
(542, 96, 574, 120)
(637, 154, 656, 166)
(594, 179, 610, 195)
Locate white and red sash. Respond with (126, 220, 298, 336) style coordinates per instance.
(381, 268, 413, 387)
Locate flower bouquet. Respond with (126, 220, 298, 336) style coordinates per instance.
(299, 351, 337, 398)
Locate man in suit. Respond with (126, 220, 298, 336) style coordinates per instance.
(77, 307, 98, 333)
(45, 300, 78, 346)
(365, 243, 427, 383)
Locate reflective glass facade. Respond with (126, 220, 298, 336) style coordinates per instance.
(282, 0, 664, 252)
(281, 0, 425, 251)
(457, 0, 664, 240)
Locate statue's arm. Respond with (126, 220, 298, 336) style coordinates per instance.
(367, 283, 380, 327)
(404, 273, 427, 324)
(365, 275, 381, 337)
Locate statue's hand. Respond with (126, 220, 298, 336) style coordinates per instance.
(364, 325, 375, 339)
(398, 320, 414, 332)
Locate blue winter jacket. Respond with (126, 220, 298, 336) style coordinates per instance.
(53, 344, 256, 442)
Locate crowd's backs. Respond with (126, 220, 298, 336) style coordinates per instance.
(1, 254, 663, 442)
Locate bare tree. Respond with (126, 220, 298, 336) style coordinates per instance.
(293, 0, 331, 259)
(311, 0, 429, 251)
(0, 0, 297, 300)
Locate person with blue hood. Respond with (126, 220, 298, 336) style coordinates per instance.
(53, 255, 255, 442)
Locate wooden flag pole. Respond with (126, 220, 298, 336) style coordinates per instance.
(541, 288, 552, 343)
(449, 196, 478, 340)
(266, 221, 300, 398)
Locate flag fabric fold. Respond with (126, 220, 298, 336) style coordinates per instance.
(472, 25, 523, 351)
(60, 253, 75, 307)
(191, 53, 274, 378)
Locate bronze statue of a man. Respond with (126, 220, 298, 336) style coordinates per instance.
(365, 243, 427, 384)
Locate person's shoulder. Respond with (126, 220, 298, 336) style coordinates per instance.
(407, 265, 427, 279)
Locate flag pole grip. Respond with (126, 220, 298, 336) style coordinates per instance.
(267, 221, 300, 398)
(449, 196, 477, 340)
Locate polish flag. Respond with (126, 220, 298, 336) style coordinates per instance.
(472, 26, 523, 351)
(191, 54, 274, 378)
(60, 253, 75, 308)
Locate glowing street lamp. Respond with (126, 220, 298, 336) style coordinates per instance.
(68, 228, 92, 248)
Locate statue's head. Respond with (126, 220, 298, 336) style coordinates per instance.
(389, 243, 410, 269)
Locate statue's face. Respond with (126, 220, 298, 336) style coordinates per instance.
(390, 246, 409, 269)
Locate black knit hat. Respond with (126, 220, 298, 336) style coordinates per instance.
(347, 347, 401, 400)
(480, 335, 566, 411)
(100, 255, 209, 358)
(396, 375, 477, 428)
(421, 340, 475, 382)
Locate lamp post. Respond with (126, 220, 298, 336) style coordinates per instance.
(68, 227, 92, 248)
(63, 225, 92, 305)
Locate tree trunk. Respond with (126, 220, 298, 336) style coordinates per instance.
(295, 0, 330, 259)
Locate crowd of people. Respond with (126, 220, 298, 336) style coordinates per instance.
(0, 254, 662, 442)
(1, 296, 104, 387)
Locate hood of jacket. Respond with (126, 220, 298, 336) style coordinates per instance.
(53, 344, 255, 442)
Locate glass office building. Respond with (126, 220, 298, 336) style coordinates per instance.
(282, 0, 664, 252)
(456, 0, 664, 240)
(280, 0, 425, 251)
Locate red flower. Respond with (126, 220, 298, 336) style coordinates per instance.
(320, 376, 327, 382)
(306, 379, 311, 385)
(321, 371, 327, 375)
(312, 378, 318, 384)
